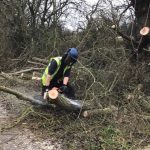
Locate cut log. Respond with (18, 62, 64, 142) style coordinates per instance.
(48, 89, 59, 99)
(54, 94, 88, 112)
(0, 86, 85, 111)
(82, 105, 118, 118)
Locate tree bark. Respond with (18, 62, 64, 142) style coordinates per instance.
(82, 105, 118, 118)
(54, 94, 88, 112)
(0, 85, 83, 109)
(0, 86, 118, 117)
(0, 86, 48, 106)
(0, 85, 85, 112)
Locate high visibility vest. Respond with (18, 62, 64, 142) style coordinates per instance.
(42, 57, 71, 86)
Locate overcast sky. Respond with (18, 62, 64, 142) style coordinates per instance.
(62, 0, 128, 31)
(86, 0, 98, 5)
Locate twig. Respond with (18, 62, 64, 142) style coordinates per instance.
(28, 60, 47, 67)
(7, 68, 44, 75)
(0, 72, 26, 84)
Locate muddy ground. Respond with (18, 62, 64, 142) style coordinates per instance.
(0, 82, 62, 150)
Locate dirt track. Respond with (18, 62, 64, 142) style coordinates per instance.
(0, 85, 62, 150)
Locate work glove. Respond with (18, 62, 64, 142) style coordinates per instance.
(59, 85, 68, 93)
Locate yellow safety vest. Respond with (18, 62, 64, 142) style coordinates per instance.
(42, 57, 71, 86)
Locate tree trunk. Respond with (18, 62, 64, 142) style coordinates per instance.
(54, 94, 88, 112)
(0, 86, 118, 117)
(0, 86, 48, 106)
(0, 86, 85, 111)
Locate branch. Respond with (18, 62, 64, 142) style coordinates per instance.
(137, 114, 150, 121)
(8, 68, 44, 75)
(82, 105, 118, 118)
(0, 86, 48, 106)
(55, 94, 88, 112)
(118, 3, 132, 22)
(0, 72, 26, 84)
(111, 25, 138, 45)
(0, 86, 85, 112)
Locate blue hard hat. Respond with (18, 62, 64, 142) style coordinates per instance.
(67, 48, 78, 60)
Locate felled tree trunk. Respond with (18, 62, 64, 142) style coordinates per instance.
(54, 94, 88, 112)
(27, 60, 47, 67)
(0, 86, 85, 111)
(0, 86, 48, 106)
(0, 86, 118, 117)
(55, 94, 118, 117)
(8, 68, 44, 75)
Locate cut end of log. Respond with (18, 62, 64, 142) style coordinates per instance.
(140, 27, 150, 36)
(111, 25, 116, 29)
(82, 111, 89, 118)
(48, 89, 58, 100)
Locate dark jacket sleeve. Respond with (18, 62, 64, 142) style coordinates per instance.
(48, 60, 57, 75)
(64, 68, 71, 77)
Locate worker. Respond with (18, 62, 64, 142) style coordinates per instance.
(41, 48, 78, 99)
